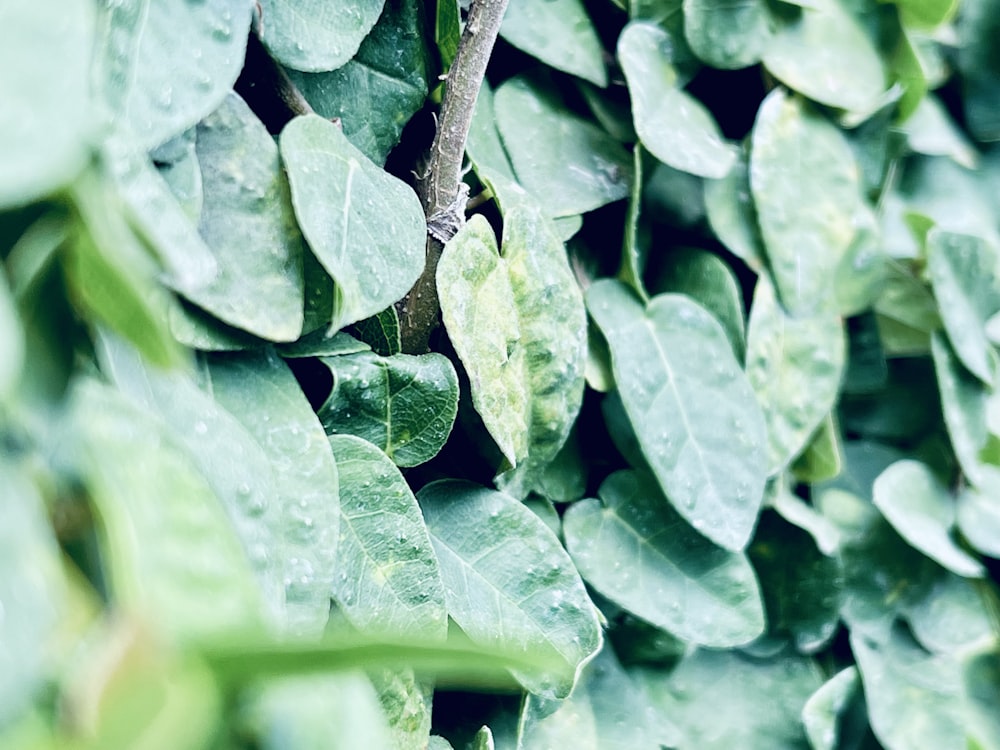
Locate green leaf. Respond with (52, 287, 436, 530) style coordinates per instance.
(618, 146, 652, 302)
(467, 726, 492, 750)
(762, 0, 886, 115)
(618, 22, 736, 178)
(963, 641, 1000, 750)
(931, 332, 990, 485)
(790, 414, 844, 484)
(195, 92, 306, 341)
(438, 210, 587, 484)
(926, 230, 1000, 384)
(800, 667, 865, 750)
(903, 571, 994, 653)
(152, 130, 204, 224)
(586, 279, 768, 551)
(637, 648, 824, 749)
(564, 470, 765, 646)
(93, 0, 253, 150)
(281, 115, 426, 330)
(0, 0, 94, 209)
(500, 0, 608, 86)
(66, 170, 182, 368)
(683, 0, 774, 69)
(72, 378, 265, 640)
(957, 0, 1000, 140)
(833, 206, 886, 317)
(494, 75, 632, 217)
(895, 0, 956, 27)
(749, 511, 842, 652)
(287, 0, 431, 164)
(902, 94, 978, 169)
(206, 350, 342, 633)
(872, 460, 984, 578)
(245, 672, 392, 750)
(900, 157, 999, 245)
(0, 269, 24, 404)
(517, 644, 679, 750)
(418, 480, 602, 699)
(0, 463, 65, 729)
(350, 307, 402, 356)
(279, 329, 371, 358)
(703, 149, 766, 273)
(957, 466, 1000, 557)
(746, 277, 846, 475)
(318, 351, 458, 467)
(435, 0, 461, 69)
(258, 0, 386, 72)
(852, 627, 966, 750)
(750, 89, 862, 316)
(650, 248, 747, 362)
(329, 435, 448, 641)
(368, 668, 433, 750)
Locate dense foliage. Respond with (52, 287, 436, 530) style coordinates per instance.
(2, 0, 1000, 747)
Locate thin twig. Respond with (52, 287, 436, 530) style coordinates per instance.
(396, 0, 510, 353)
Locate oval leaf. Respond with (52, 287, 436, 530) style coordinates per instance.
(418, 480, 602, 699)
(500, 0, 607, 86)
(750, 89, 862, 316)
(319, 351, 458, 467)
(683, 0, 774, 69)
(329, 435, 448, 641)
(586, 279, 768, 551)
(618, 22, 736, 178)
(258, 0, 385, 72)
(494, 75, 632, 217)
(873, 460, 985, 577)
(762, 0, 886, 115)
(195, 92, 306, 341)
(746, 277, 846, 475)
(564, 471, 765, 646)
(281, 114, 426, 329)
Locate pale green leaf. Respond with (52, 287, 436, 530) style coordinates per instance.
(931, 332, 990, 485)
(750, 89, 862, 315)
(800, 667, 866, 750)
(319, 351, 458, 467)
(368, 668, 432, 750)
(281, 115, 426, 329)
(896, 0, 956, 27)
(94, 0, 253, 150)
(418, 480, 602, 699)
(329, 435, 448, 641)
(683, 0, 774, 69)
(494, 75, 632, 217)
(468, 726, 493, 750)
(957, 466, 1000, 557)
(872, 460, 984, 578)
(246, 672, 392, 750)
(650, 248, 746, 362)
(565, 470, 764, 646)
(438, 210, 586, 485)
(637, 648, 824, 749)
(902, 95, 978, 169)
(72, 378, 265, 640)
(963, 641, 1000, 750)
(0, 463, 65, 729)
(586, 279, 768, 551)
(703, 148, 766, 273)
(619, 146, 652, 302)
(517, 645, 679, 750)
(762, 0, 886, 115)
(746, 277, 846, 475)
(195, 92, 306, 341)
(500, 0, 607, 86)
(207, 350, 343, 632)
(279, 330, 371, 358)
(771, 486, 841, 555)
(618, 22, 736, 178)
(258, 0, 385, 72)
(287, 0, 431, 164)
(0, 0, 94, 209)
(926, 229, 1000, 384)
(833, 205, 886, 317)
(852, 628, 966, 750)
(903, 571, 993, 653)
(152, 130, 203, 225)
(900, 157, 1000, 246)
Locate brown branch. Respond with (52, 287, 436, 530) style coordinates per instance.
(396, 0, 510, 354)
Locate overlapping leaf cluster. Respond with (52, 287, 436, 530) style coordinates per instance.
(2, 0, 1000, 747)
